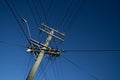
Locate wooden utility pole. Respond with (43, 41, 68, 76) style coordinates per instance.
(26, 23, 64, 80)
(26, 31, 54, 80)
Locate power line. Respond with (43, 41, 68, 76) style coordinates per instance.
(4, 0, 29, 42)
(59, 57, 64, 80)
(25, 0, 39, 27)
(0, 40, 26, 48)
(58, 0, 74, 30)
(61, 55, 99, 80)
(38, 0, 58, 49)
(31, 0, 43, 23)
(38, 0, 48, 24)
(50, 38, 58, 49)
(24, 54, 33, 79)
(61, 50, 120, 53)
(38, 0, 57, 47)
(46, 0, 54, 17)
(55, 59, 62, 80)
(1, 40, 119, 53)
(63, 0, 85, 33)
(37, 58, 49, 80)
(51, 60, 58, 80)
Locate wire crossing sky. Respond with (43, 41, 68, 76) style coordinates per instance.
(0, 0, 120, 80)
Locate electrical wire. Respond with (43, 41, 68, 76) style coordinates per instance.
(44, 0, 57, 48)
(38, 0, 48, 25)
(61, 49, 120, 53)
(31, 0, 43, 23)
(0, 40, 26, 48)
(38, 0, 59, 51)
(58, 57, 64, 80)
(25, 0, 39, 26)
(57, 0, 84, 34)
(4, 0, 29, 43)
(51, 60, 58, 80)
(58, 0, 74, 30)
(61, 55, 99, 80)
(55, 59, 62, 80)
(2, 2, 34, 79)
(46, 0, 54, 17)
(24, 54, 33, 79)
(37, 58, 50, 80)
(63, 0, 85, 33)
(50, 38, 58, 49)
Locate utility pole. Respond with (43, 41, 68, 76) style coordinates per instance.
(26, 23, 64, 80)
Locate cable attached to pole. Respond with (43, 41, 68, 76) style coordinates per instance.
(4, 0, 29, 43)
(61, 49, 120, 53)
(61, 55, 99, 80)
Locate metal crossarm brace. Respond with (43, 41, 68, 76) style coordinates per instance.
(41, 23, 65, 36)
(39, 28, 64, 42)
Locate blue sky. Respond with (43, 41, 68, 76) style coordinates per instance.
(0, 0, 120, 80)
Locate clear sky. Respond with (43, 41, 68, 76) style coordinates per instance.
(0, 0, 120, 80)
